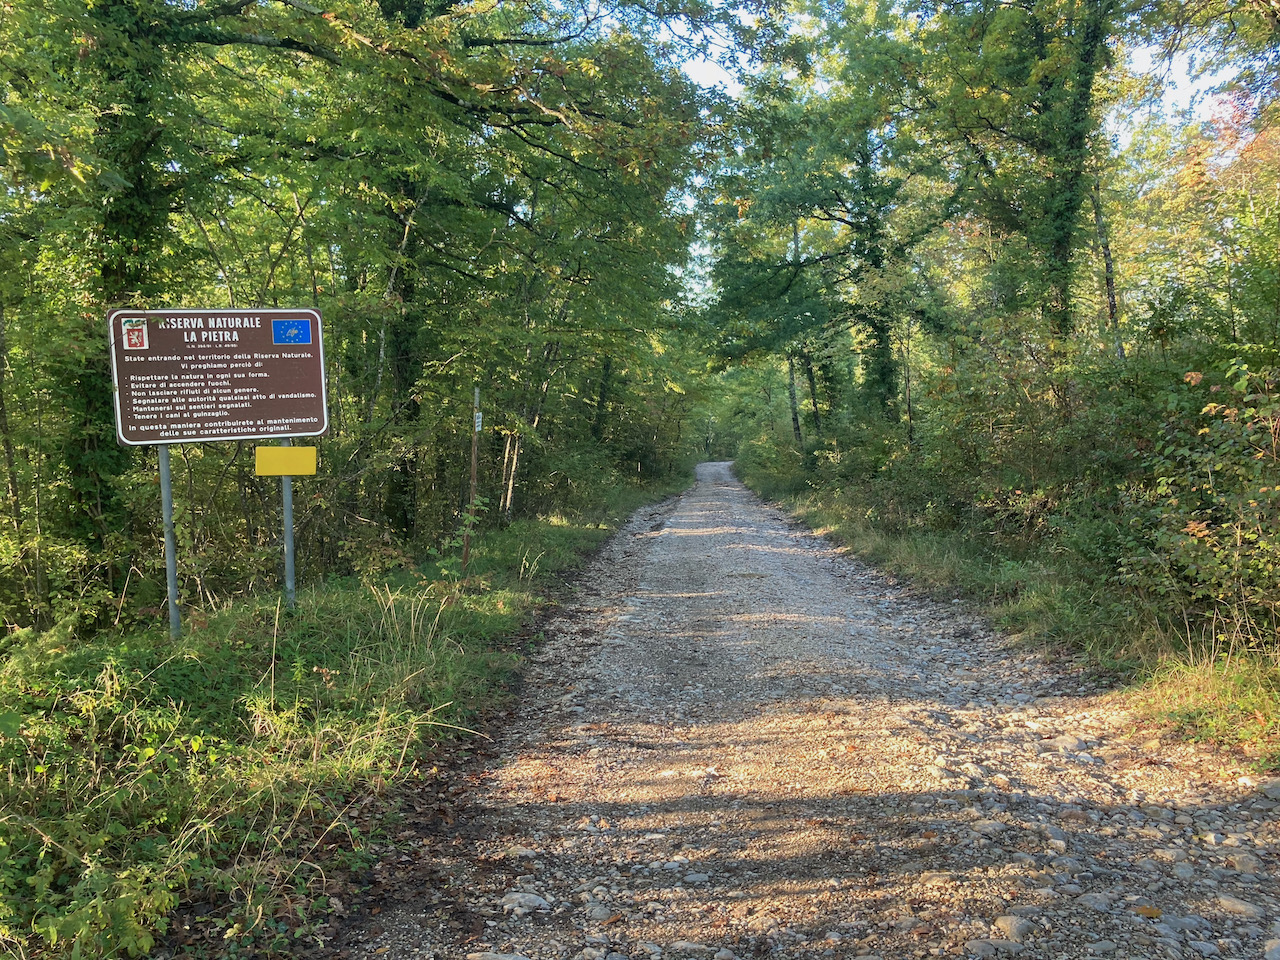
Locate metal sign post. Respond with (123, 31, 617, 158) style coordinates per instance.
(253, 443, 315, 610)
(461, 387, 480, 578)
(281, 439, 296, 609)
(157, 444, 182, 639)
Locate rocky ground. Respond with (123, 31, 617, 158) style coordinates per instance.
(328, 462, 1280, 960)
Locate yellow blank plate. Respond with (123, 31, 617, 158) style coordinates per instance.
(255, 446, 317, 476)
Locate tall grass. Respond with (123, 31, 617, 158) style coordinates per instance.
(0, 583, 491, 956)
(786, 489, 1131, 656)
(1136, 616, 1280, 769)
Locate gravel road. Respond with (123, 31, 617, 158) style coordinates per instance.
(340, 462, 1280, 960)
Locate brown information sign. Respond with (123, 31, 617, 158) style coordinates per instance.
(108, 308, 328, 445)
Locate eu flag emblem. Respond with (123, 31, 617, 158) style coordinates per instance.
(272, 319, 312, 345)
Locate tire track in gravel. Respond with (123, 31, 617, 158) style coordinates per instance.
(341, 462, 1280, 960)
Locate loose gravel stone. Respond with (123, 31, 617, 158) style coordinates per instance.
(1077, 893, 1113, 912)
(330, 463, 1280, 960)
(994, 916, 1037, 941)
(584, 902, 613, 921)
(1218, 894, 1266, 918)
(1227, 852, 1264, 874)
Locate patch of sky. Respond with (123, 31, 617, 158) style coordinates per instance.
(1108, 45, 1239, 150)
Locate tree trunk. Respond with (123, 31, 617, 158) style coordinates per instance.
(864, 311, 897, 418)
(787, 354, 803, 445)
(368, 210, 417, 425)
(1043, 0, 1114, 340)
(500, 431, 516, 508)
(591, 356, 613, 442)
(1090, 178, 1125, 360)
(0, 303, 23, 534)
(76, 0, 171, 552)
(902, 320, 915, 449)
(801, 348, 822, 436)
(502, 434, 523, 520)
(502, 341, 560, 519)
(32, 390, 49, 627)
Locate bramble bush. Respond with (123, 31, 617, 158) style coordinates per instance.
(1125, 360, 1280, 649)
